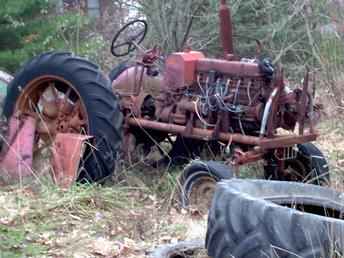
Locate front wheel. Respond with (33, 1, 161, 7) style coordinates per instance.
(177, 160, 233, 212)
(3, 51, 123, 182)
(264, 143, 330, 185)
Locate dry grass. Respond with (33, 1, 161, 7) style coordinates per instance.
(316, 117, 344, 192)
(0, 171, 209, 257)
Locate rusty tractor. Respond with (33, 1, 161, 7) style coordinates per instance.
(0, 0, 329, 197)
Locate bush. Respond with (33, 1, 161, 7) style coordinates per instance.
(0, 0, 105, 73)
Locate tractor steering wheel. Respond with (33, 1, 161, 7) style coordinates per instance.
(111, 19, 148, 57)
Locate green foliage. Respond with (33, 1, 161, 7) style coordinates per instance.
(137, 0, 331, 77)
(135, 0, 219, 54)
(0, 224, 47, 257)
(0, 0, 104, 73)
(319, 36, 344, 69)
(223, 0, 330, 75)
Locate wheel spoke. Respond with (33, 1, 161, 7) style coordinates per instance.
(116, 41, 130, 49)
(41, 97, 59, 118)
(59, 87, 72, 114)
(49, 82, 59, 100)
(134, 29, 145, 42)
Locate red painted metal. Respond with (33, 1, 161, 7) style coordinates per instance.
(163, 51, 205, 90)
(196, 59, 261, 77)
(0, 116, 36, 182)
(51, 133, 92, 189)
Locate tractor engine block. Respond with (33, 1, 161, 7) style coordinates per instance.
(156, 52, 297, 136)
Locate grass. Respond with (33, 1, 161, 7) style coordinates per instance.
(1, 114, 344, 257)
(0, 168, 207, 257)
(0, 183, 154, 257)
(0, 224, 47, 258)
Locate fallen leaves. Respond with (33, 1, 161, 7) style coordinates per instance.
(0, 185, 209, 257)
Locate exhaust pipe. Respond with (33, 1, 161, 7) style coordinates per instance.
(219, 0, 234, 57)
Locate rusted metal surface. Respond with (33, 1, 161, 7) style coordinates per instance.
(259, 133, 318, 150)
(0, 0, 322, 189)
(16, 75, 88, 138)
(127, 117, 317, 150)
(110, 0, 323, 183)
(0, 115, 36, 182)
(51, 133, 92, 189)
(232, 149, 265, 166)
(112, 65, 163, 97)
(265, 70, 285, 137)
(196, 59, 262, 77)
(0, 74, 92, 187)
(127, 117, 260, 145)
(0, 115, 91, 188)
(298, 70, 309, 135)
(219, 0, 234, 56)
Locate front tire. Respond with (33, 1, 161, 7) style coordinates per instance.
(178, 160, 233, 211)
(264, 143, 330, 185)
(3, 51, 123, 182)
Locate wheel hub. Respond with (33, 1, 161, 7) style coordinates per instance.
(189, 177, 217, 212)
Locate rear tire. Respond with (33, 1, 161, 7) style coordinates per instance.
(108, 61, 131, 83)
(206, 179, 344, 258)
(3, 51, 123, 182)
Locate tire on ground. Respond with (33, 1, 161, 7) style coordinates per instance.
(178, 160, 233, 209)
(206, 179, 344, 258)
(264, 143, 330, 185)
(151, 240, 204, 258)
(3, 51, 123, 182)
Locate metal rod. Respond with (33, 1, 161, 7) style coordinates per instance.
(127, 118, 318, 149)
(260, 87, 278, 137)
(127, 117, 259, 145)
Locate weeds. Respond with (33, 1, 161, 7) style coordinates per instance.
(1, 121, 344, 257)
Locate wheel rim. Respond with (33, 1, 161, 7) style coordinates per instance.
(15, 75, 89, 156)
(187, 175, 217, 212)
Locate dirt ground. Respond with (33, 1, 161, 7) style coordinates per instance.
(0, 181, 208, 258)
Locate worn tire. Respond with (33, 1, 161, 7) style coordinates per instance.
(3, 51, 123, 182)
(206, 179, 344, 258)
(264, 143, 330, 185)
(151, 240, 204, 258)
(108, 61, 131, 82)
(178, 160, 234, 209)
